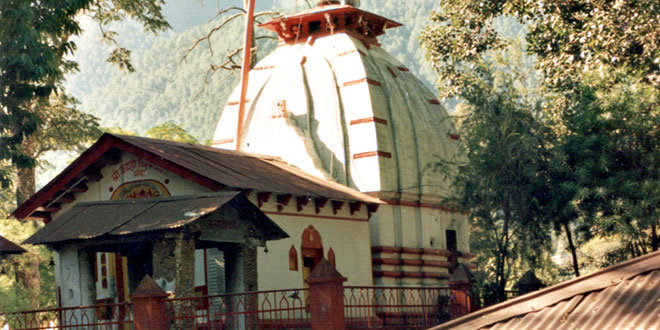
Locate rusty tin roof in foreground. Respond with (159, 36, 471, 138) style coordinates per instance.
(0, 234, 26, 254)
(24, 192, 288, 245)
(431, 250, 660, 330)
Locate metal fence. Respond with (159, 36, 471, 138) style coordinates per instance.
(0, 303, 133, 330)
(344, 286, 467, 329)
(164, 288, 310, 329)
(1, 286, 474, 330)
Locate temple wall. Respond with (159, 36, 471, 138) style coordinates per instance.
(370, 204, 470, 286)
(253, 196, 373, 290)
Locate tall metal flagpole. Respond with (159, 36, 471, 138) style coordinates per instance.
(236, 0, 256, 151)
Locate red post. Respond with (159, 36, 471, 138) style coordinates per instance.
(448, 263, 476, 318)
(131, 275, 168, 330)
(305, 259, 347, 330)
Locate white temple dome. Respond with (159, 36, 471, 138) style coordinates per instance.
(212, 4, 462, 203)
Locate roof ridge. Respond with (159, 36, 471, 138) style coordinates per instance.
(111, 133, 287, 163)
(432, 250, 660, 329)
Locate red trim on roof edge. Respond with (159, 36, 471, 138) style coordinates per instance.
(12, 136, 115, 219)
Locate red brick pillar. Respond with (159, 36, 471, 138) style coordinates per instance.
(448, 263, 476, 318)
(305, 259, 347, 330)
(131, 275, 168, 330)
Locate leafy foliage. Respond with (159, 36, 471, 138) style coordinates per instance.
(563, 68, 660, 256)
(0, 190, 55, 312)
(63, 0, 444, 142)
(444, 38, 556, 301)
(0, 0, 87, 188)
(420, 0, 660, 97)
(145, 121, 199, 144)
(423, 0, 660, 295)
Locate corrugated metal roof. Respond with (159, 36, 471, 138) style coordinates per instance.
(0, 234, 26, 254)
(431, 250, 660, 330)
(24, 192, 288, 245)
(116, 134, 382, 202)
(12, 133, 381, 220)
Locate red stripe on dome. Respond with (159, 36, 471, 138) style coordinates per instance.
(343, 77, 382, 87)
(350, 117, 388, 125)
(353, 151, 392, 159)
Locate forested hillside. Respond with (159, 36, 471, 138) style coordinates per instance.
(64, 0, 441, 141)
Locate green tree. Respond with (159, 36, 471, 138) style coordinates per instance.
(145, 121, 199, 143)
(1, 0, 169, 310)
(1, 0, 169, 190)
(440, 38, 555, 302)
(563, 68, 660, 258)
(420, 0, 659, 97)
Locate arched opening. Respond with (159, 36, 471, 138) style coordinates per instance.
(301, 225, 323, 286)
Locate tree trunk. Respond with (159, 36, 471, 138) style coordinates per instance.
(563, 222, 580, 277)
(16, 135, 36, 206)
(651, 224, 659, 251)
(496, 214, 511, 302)
(15, 134, 42, 309)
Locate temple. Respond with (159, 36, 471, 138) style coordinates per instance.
(12, 0, 473, 309)
(213, 0, 472, 286)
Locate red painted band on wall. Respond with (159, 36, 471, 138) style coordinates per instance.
(371, 245, 452, 257)
(263, 210, 369, 222)
(349, 117, 388, 126)
(353, 151, 392, 160)
(371, 245, 476, 260)
(372, 258, 452, 268)
(379, 199, 468, 214)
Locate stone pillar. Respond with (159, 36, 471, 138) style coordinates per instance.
(224, 244, 259, 329)
(306, 259, 347, 330)
(152, 232, 195, 298)
(131, 275, 168, 330)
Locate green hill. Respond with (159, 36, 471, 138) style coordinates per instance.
(64, 0, 442, 142)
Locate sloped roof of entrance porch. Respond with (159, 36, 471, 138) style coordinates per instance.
(24, 192, 288, 248)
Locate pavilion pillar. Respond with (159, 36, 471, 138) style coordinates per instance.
(152, 232, 195, 298)
(224, 243, 259, 329)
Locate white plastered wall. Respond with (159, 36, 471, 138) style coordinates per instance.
(251, 196, 373, 290)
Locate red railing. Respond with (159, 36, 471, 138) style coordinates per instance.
(0, 302, 133, 330)
(344, 286, 468, 329)
(164, 288, 310, 329)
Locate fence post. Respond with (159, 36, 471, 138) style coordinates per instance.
(131, 275, 168, 330)
(448, 263, 475, 318)
(306, 259, 347, 330)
